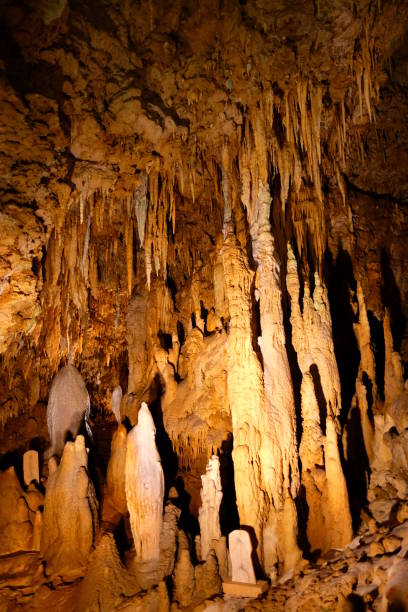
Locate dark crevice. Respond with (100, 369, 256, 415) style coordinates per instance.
(344, 406, 370, 532)
(367, 311, 385, 401)
(324, 246, 360, 426)
(381, 249, 406, 354)
(310, 364, 327, 435)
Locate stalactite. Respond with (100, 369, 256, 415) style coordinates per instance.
(126, 218, 133, 297)
(81, 214, 91, 276)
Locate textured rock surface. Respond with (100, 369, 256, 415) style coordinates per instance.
(199, 455, 223, 561)
(125, 403, 164, 583)
(45, 364, 91, 458)
(0, 467, 33, 554)
(41, 435, 98, 581)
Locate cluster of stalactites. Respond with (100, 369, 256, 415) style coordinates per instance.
(170, 431, 215, 470)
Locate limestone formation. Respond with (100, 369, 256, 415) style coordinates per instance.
(125, 403, 164, 581)
(102, 424, 128, 525)
(229, 529, 256, 584)
(158, 499, 181, 579)
(198, 455, 223, 561)
(287, 244, 352, 552)
(46, 364, 91, 458)
(76, 534, 139, 611)
(41, 435, 98, 581)
(173, 532, 195, 608)
(23, 450, 39, 486)
(0, 467, 33, 554)
(194, 549, 223, 604)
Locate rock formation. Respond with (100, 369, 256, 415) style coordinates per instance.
(23, 450, 39, 486)
(198, 455, 223, 561)
(287, 244, 353, 552)
(41, 435, 98, 581)
(158, 489, 181, 580)
(0, 467, 34, 554)
(111, 385, 123, 424)
(125, 403, 164, 583)
(102, 424, 128, 526)
(46, 364, 91, 458)
(229, 529, 257, 585)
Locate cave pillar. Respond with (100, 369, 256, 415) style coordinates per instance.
(221, 219, 264, 562)
(287, 245, 352, 551)
(221, 181, 300, 577)
(248, 182, 300, 574)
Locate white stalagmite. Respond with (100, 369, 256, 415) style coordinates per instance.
(198, 455, 223, 561)
(125, 402, 164, 575)
(229, 530, 256, 584)
(286, 244, 352, 551)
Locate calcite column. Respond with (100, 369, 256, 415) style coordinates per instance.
(221, 214, 265, 563)
(248, 182, 300, 574)
(221, 185, 299, 576)
(287, 245, 352, 551)
(125, 402, 164, 583)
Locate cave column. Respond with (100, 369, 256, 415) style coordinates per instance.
(287, 245, 352, 551)
(248, 181, 300, 575)
(220, 210, 265, 566)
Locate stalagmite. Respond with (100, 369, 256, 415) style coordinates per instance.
(125, 402, 164, 583)
(173, 532, 195, 608)
(229, 529, 256, 584)
(158, 493, 181, 580)
(299, 372, 327, 551)
(46, 364, 91, 458)
(41, 436, 98, 581)
(23, 450, 39, 486)
(353, 282, 376, 463)
(0, 467, 33, 554)
(384, 310, 405, 406)
(287, 244, 352, 551)
(102, 424, 128, 524)
(198, 455, 223, 561)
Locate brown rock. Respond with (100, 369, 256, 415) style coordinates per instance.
(41, 436, 98, 582)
